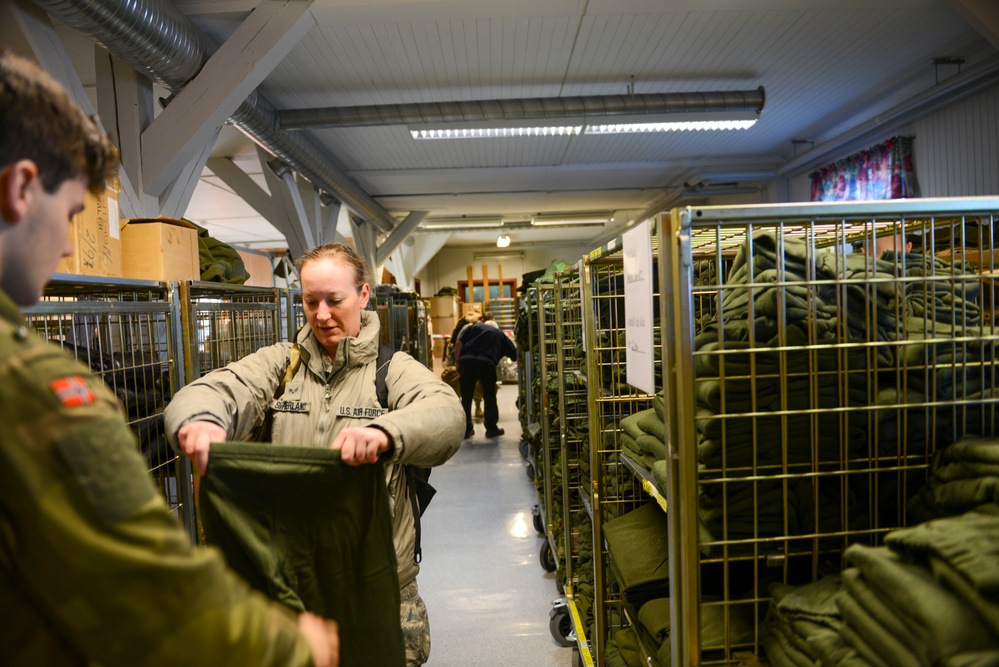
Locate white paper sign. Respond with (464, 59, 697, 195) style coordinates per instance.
(623, 219, 655, 394)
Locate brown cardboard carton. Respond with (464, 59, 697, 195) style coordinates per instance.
(121, 217, 200, 282)
(56, 172, 122, 277)
(431, 315, 456, 338)
(428, 295, 459, 318)
(236, 249, 274, 287)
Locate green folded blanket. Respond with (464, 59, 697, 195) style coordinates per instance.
(199, 442, 404, 667)
(603, 501, 670, 608)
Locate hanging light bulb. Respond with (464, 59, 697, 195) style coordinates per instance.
(496, 234, 511, 248)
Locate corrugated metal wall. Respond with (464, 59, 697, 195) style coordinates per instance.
(785, 81, 999, 201)
(909, 81, 999, 197)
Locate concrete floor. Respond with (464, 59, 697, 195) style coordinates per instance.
(418, 382, 573, 667)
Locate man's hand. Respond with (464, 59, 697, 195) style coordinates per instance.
(331, 426, 391, 465)
(176, 420, 226, 475)
(298, 612, 339, 667)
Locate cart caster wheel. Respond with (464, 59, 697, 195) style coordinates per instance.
(540, 540, 556, 572)
(526, 462, 535, 481)
(549, 607, 575, 647)
(572, 647, 584, 667)
(532, 506, 544, 535)
(555, 575, 565, 595)
(519, 438, 530, 458)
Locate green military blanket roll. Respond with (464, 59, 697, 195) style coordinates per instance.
(199, 443, 405, 667)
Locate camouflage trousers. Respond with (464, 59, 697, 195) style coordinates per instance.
(400, 579, 430, 666)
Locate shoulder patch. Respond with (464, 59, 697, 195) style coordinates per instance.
(50, 375, 97, 408)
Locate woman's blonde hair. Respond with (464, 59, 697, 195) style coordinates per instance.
(295, 243, 369, 290)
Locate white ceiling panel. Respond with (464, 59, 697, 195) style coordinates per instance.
(122, 0, 995, 253)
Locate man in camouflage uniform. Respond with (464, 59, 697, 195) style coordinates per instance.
(0, 48, 338, 666)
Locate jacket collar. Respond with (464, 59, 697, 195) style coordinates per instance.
(298, 309, 381, 379)
(0, 289, 27, 328)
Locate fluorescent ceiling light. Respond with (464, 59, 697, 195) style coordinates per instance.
(531, 216, 611, 226)
(411, 126, 583, 139)
(496, 234, 511, 248)
(410, 111, 758, 139)
(421, 217, 503, 230)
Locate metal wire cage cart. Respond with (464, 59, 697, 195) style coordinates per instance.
(375, 292, 432, 367)
(549, 264, 597, 665)
(582, 236, 662, 665)
(178, 282, 283, 384)
(24, 275, 191, 533)
(535, 283, 564, 576)
(657, 198, 999, 666)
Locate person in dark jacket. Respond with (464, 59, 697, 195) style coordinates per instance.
(454, 321, 517, 438)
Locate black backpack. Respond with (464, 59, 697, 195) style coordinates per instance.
(267, 342, 436, 564)
(373, 344, 436, 564)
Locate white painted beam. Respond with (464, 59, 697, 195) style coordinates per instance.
(257, 146, 310, 259)
(206, 157, 278, 225)
(376, 211, 428, 266)
(2, 2, 95, 117)
(95, 52, 153, 218)
(141, 0, 315, 196)
(158, 135, 217, 218)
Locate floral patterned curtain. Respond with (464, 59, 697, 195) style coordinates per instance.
(810, 136, 917, 201)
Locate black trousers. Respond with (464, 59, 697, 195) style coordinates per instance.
(458, 359, 498, 433)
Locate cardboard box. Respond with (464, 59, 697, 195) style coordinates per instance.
(236, 249, 274, 287)
(462, 302, 482, 317)
(56, 172, 122, 277)
(428, 295, 459, 318)
(432, 315, 456, 338)
(121, 217, 200, 282)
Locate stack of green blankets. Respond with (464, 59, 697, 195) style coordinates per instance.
(761, 512, 999, 666)
(908, 435, 999, 522)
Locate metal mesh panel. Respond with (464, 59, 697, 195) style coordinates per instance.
(184, 282, 281, 377)
(554, 268, 596, 663)
(281, 288, 305, 341)
(583, 251, 659, 664)
(23, 278, 186, 525)
(485, 296, 517, 329)
(536, 284, 563, 574)
(660, 199, 999, 666)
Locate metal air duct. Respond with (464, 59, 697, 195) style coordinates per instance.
(278, 88, 766, 129)
(31, 0, 397, 233)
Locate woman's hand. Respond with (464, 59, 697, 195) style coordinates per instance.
(176, 420, 227, 475)
(331, 426, 392, 465)
(298, 612, 339, 667)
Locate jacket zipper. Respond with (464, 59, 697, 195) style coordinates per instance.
(314, 345, 347, 448)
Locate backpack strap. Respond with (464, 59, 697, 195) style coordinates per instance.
(374, 344, 435, 564)
(252, 343, 302, 441)
(374, 344, 394, 408)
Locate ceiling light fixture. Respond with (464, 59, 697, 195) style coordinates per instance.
(531, 215, 611, 226)
(279, 88, 766, 139)
(410, 112, 758, 139)
(496, 234, 511, 248)
(420, 217, 504, 230)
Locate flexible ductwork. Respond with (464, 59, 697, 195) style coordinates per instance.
(31, 0, 397, 233)
(278, 88, 766, 129)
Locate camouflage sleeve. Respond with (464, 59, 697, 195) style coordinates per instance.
(0, 338, 315, 667)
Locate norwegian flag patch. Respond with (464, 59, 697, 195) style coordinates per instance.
(50, 375, 97, 408)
